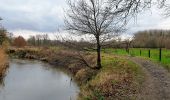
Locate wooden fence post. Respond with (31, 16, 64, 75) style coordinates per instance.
(149, 49, 151, 58)
(127, 49, 129, 54)
(159, 48, 162, 62)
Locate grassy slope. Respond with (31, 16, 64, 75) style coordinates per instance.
(103, 48, 170, 70)
(78, 54, 144, 100)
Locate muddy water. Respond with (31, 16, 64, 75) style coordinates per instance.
(0, 59, 79, 100)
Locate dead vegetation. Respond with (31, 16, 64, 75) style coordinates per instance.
(0, 48, 8, 79)
(8, 47, 144, 99)
(78, 55, 144, 100)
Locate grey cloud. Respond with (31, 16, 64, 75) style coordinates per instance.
(126, 6, 166, 34)
(0, 0, 170, 36)
(0, 0, 66, 32)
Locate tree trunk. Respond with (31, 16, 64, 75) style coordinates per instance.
(96, 36, 102, 69)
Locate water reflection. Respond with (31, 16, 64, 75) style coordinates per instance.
(0, 59, 79, 100)
(0, 65, 9, 88)
(0, 78, 5, 88)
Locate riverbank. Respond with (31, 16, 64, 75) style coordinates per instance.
(8, 47, 144, 99)
(0, 48, 9, 79)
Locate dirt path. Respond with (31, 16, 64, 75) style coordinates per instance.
(129, 57, 170, 100)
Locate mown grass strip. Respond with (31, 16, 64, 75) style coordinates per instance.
(103, 48, 170, 71)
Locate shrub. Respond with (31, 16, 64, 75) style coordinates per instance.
(75, 68, 97, 85)
(13, 36, 27, 47)
(2, 40, 10, 50)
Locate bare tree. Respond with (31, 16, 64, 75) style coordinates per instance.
(36, 35, 42, 46)
(42, 34, 49, 45)
(123, 39, 132, 53)
(27, 36, 36, 46)
(65, 0, 130, 69)
(64, 0, 167, 69)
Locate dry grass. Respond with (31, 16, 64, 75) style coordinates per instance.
(78, 54, 144, 100)
(0, 48, 8, 78)
(8, 47, 144, 99)
(75, 68, 97, 85)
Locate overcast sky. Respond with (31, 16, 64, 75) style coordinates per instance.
(0, 0, 170, 39)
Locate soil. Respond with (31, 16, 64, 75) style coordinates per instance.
(129, 57, 170, 100)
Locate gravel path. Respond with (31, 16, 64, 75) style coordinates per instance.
(129, 57, 170, 100)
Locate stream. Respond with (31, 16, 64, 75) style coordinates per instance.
(0, 59, 79, 100)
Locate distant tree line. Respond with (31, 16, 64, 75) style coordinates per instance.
(2, 29, 170, 49)
(98, 30, 170, 50)
(27, 34, 51, 46)
(132, 30, 170, 49)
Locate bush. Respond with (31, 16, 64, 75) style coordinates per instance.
(13, 36, 27, 47)
(2, 40, 10, 50)
(0, 28, 7, 45)
(75, 68, 97, 85)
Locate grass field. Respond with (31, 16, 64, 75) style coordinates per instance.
(103, 48, 170, 70)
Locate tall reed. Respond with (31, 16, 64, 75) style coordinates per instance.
(0, 48, 8, 78)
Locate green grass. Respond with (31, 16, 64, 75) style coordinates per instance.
(102, 48, 170, 70)
(79, 54, 144, 100)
